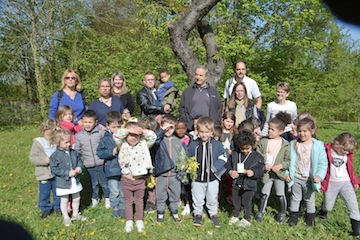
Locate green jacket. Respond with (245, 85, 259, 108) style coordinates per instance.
(256, 138, 290, 183)
(162, 86, 178, 108)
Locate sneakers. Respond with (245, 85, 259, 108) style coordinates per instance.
(239, 218, 251, 228)
(124, 220, 133, 233)
(136, 220, 145, 233)
(63, 218, 71, 227)
(229, 216, 239, 225)
(91, 198, 99, 208)
(71, 214, 87, 221)
(157, 213, 164, 222)
(144, 203, 156, 213)
(211, 215, 221, 228)
(105, 198, 111, 209)
(172, 213, 182, 223)
(41, 210, 52, 219)
(193, 215, 202, 227)
(181, 204, 190, 215)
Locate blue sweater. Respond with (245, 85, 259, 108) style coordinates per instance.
(97, 130, 121, 178)
(49, 91, 86, 120)
(89, 96, 124, 126)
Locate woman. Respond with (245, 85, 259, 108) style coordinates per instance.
(111, 71, 134, 115)
(224, 82, 258, 127)
(89, 78, 124, 128)
(49, 69, 86, 121)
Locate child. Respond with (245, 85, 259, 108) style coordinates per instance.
(319, 132, 360, 237)
(255, 114, 290, 222)
(153, 114, 186, 222)
(262, 82, 297, 141)
(226, 131, 264, 227)
(50, 129, 85, 227)
(113, 120, 156, 233)
(213, 125, 223, 141)
(155, 69, 178, 112)
(56, 105, 82, 146)
(96, 111, 125, 218)
(189, 115, 201, 141)
(286, 117, 327, 227)
(188, 116, 227, 228)
(74, 110, 110, 209)
(29, 119, 60, 218)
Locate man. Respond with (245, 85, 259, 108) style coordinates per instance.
(137, 71, 171, 118)
(223, 60, 262, 109)
(179, 66, 222, 131)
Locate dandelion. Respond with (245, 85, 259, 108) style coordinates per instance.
(45, 224, 50, 228)
(90, 231, 95, 236)
(144, 221, 148, 225)
(71, 232, 76, 237)
(121, 219, 125, 223)
(142, 231, 147, 236)
(9, 173, 12, 177)
(2, 184, 6, 188)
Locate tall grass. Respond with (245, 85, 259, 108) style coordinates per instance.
(0, 122, 359, 239)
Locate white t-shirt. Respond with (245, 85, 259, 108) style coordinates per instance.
(223, 76, 261, 100)
(329, 149, 350, 182)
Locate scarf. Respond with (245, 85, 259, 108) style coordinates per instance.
(235, 99, 245, 126)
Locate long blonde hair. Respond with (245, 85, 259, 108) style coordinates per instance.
(60, 69, 81, 92)
(111, 71, 129, 95)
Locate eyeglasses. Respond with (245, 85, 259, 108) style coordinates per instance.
(65, 76, 77, 80)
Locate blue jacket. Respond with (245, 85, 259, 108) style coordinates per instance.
(288, 138, 328, 192)
(50, 147, 83, 189)
(97, 130, 121, 178)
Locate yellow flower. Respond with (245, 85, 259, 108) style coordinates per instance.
(90, 231, 95, 236)
(142, 231, 147, 236)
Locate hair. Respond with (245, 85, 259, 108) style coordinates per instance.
(221, 111, 238, 141)
(60, 69, 81, 91)
(144, 71, 155, 79)
(106, 111, 122, 125)
(159, 69, 170, 75)
(296, 117, 316, 138)
(332, 132, 359, 150)
(141, 116, 159, 131)
(248, 116, 261, 129)
(111, 71, 128, 95)
(213, 125, 223, 140)
(176, 118, 187, 127)
(196, 65, 208, 76)
(160, 114, 177, 126)
(51, 128, 71, 146)
(192, 115, 202, 121)
(232, 60, 247, 71)
(39, 119, 57, 134)
(233, 130, 255, 149)
(82, 109, 97, 120)
(227, 82, 250, 110)
(276, 82, 291, 93)
(55, 105, 76, 123)
(196, 116, 214, 132)
(125, 121, 141, 129)
(269, 112, 292, 131)
(98, 78, 111, 89)
(238, 119, 254, 133)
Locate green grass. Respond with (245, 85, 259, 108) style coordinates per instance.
(0, 123, 359, 239)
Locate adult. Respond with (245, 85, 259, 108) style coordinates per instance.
(111, 71, 135, 114)
(136, 71, 169, 118)
(179, 66, 222, 131)
(224, 82, 258, 127)
(49, 69, 86, 121)
(223, 60, 262, 109)
(89, 78, 124, 128)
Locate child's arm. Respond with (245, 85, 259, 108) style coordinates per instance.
(272, 143, 291, 173)
(50, 154, 70, 179)
(96, 136, 118, 160)
(314, 144, 328, 183)
(29, 139, 49, 166)
(113, 128, 128, 149)
(246, 153, 265, 179)
(142, 129, 156, 148)
(74, 133, 82, 154)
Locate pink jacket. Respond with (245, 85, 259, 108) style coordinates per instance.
(61, 121, 82, 145)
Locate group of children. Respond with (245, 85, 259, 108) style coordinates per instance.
(29, 81, 360, 236)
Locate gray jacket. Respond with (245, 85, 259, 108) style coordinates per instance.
(29, 138, 54, 181)
(75, 128, 104, 168)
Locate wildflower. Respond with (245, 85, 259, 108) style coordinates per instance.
(90, 231, 95, 236)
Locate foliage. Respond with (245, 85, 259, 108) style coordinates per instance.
(176, 151, 199, 183)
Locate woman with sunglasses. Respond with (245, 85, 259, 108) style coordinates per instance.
(49, 69, 86, 122)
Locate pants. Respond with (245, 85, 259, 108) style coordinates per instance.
(122, 177, 145, 221)
(289, 178, 316, 213)
(322, 181, 360, 220)
(107, 176, 124, 210)
(192, 180, 219, 216)
(232, 186, 255, 221)
(260, 177, 286, 209)
(156, 171, 181, 214)
(86, 166, 109, 200)
(38, 178, 60, 212)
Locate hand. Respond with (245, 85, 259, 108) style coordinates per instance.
(77, 119, 83, 126)
(113, 147, 119, 155)
(98, 124, 107, 132)
(45, 157, 50, 164)
(272, 164, 283, 173)
(123, 174, 135, 181)
(164, 104, 171, 113)
(285, 175, 291, 183)
(229, 170, 239, 179)
(313, 176, 321, 183)
(161, 122, 174, 132)
(127, 125, 143, 135)
(227, 149, 232, 155)
(70, 169, 77, 176)
(265, 163, 272, 172)
(355, 184, 359, 190)
(246, 170, 254, 177)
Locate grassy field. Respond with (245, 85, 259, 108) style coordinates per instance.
(0, 122, 359, 239)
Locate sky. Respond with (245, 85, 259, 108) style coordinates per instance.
(337, 20, 360, 42)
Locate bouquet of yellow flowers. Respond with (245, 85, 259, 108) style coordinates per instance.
(176, 151, 199, 183)
(146, 175, 156, 189)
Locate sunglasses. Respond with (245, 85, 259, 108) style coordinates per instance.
(65, 76, 77, 80)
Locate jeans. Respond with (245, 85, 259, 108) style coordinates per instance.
(108, 176, 124, 210)
(86, 165, 110, 200)
(38, 178, 60, 212)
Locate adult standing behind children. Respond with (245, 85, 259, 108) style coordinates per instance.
(223, 60, 262, 109)
(111, 71, 135, 115)
(155, 69, 178, 112)
(89, 78, 124, 129)
(179, 66, 222, 131)
(49, 69, 86, 121)
(74, 110, 110, 209)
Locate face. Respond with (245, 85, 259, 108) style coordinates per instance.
(195, 68, 206, 87)
(144, 74, 156, 89)
(99, 80, 111, 97)
(107, 122, 122, 134)
(234, 62, 247, 80)
(126, 132, 141, 146)
(59, 134, 71, 151)
(64, 74, 78, 88)
(198, 125, 213, 142)
(235, 84, 246, 100)
(240, 144, 253, 155)
(82, 117, 97, 132)
(297, 125, 315, 143)
(164, 123, 175, 137)
(222, 118, 235, 131)
(276, 87, 289, 102)
(332, 142, 354, 156)
(113, 76, 124, 88)
(44, 129, 52, 140)
(62, 111, 73, 122)
(175, 122, 187, 138)
(159, 72, 170, 83)
(268, 122, 283, 139)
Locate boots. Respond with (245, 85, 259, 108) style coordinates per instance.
(288, 211, 299, 227)
(255, 194, 267, 222)
(351, 219, 360, 237)
(276, 195, 287, 223)
(305, 212, 316, 227)
(318, 209, 328, 220)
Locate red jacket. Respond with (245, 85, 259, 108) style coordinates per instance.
(321, 143, 360, 192)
